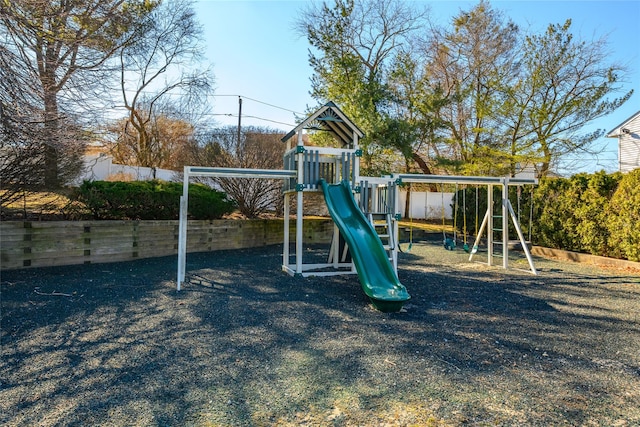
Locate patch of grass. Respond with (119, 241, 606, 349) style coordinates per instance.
(398, 219, 454, 233)
(1, 190, 76, 220)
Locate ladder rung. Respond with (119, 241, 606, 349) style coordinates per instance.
(367, 212, 395, 252)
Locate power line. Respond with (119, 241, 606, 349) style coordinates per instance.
(211, 94, 305, 115)
(110, 90, 306, 126)
(203, 112, 296, 128)
(112, 87, 307, 113)
(243, 96, 305, 116)
(241, 115, 296, 127)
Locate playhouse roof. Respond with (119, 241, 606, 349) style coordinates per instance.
(281, 101, 365, 147)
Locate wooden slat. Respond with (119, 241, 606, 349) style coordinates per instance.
(1, 219, 333, 270)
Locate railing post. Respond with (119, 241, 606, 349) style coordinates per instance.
(177, 166, 190, 290)
(283, 192, 290, 271)
(487, 184, 494, 267)
(502, 177, 509, 269)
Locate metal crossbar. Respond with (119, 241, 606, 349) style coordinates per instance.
(396, 174, 537, 186)
(186, 167, 296, 179)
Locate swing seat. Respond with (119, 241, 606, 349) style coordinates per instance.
(444, 237, 456, 251)
(463, 243, 469, 253)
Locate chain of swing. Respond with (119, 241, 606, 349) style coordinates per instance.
(403, 183, 534, 253)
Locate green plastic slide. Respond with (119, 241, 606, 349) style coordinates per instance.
(320, 180, 410, 312)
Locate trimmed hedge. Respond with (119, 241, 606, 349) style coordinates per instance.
(453, 170, 639, 262)
(533, 171, 623, 256)
(530, 170, 640, 261)
(607, 169, 640, 262)
(71, 180, 236, 220)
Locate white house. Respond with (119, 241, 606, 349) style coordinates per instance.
(607, 110, 640, 172)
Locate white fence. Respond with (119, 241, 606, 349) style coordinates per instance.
(74, 155, 455, 220)
(399, 190, 454, 220)
(74, 154, 178, 184)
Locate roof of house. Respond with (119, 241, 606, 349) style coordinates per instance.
(606, 109, 640, 137)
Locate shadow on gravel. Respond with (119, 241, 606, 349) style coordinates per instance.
(2, 243, 639, 426)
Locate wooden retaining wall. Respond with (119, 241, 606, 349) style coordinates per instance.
(0, 219, 333, 270)
(531, 246, 640, 272)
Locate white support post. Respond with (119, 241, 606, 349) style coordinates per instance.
(392, 218, 399, 272)
(295, 130, 304, 275)
(371, 183, 379, 212)
(353, 133, 360, 183)
(506, 199, 538, 275)
(332, 224, 340, 269)
(502, 177, 509, 269)
(487, 184, 494, 267)
(392, 182, 399, 273)
(469, 209, 490, 262)
(177, 167, 190, 290)
(295, 191, 304, 275)
(283, 192, 290, 272)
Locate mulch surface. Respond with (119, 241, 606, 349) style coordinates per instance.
(2, 235, 639, 426)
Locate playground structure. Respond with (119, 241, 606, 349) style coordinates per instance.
(177, 102, 538, 311)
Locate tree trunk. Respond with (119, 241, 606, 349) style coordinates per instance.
(540, 143, 552, 177)
(411, 151, 433, 175)
(412, 152, 437, 191)
(43, 90, 59, 188)
(405, 183, 411, 218)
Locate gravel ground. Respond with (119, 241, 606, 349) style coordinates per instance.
(1, 235, 639, 426)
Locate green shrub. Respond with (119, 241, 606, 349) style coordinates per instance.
(187, 182, 237, 220)
(607, 169, 640, 262)
(72, 180, 235, 220)
(532, 172, 624, 256)
(533, 176, 581, 251)
(574, 171, 621, 256)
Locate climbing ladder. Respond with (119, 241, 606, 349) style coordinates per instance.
(367, 211, 398, 272)
(368, 212, 395, 254)
(468, 182, 537, 274)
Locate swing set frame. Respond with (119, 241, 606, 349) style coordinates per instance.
(395, 174, 538, 275)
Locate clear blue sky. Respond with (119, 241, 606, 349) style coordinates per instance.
(193, 0, 640, 174)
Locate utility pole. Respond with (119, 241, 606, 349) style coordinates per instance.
(237, 96, 242, 144)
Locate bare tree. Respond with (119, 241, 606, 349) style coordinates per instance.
(0, 44, 44, 209)
(198, 127, 285, 218)
(422, 1, 521, 175)
(107, 108, 198, 172)
(507, 20, 633, 176)
(113, 0, 212, 172)
(0, 0, 156, 188)
(392, 2, 631, 177)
